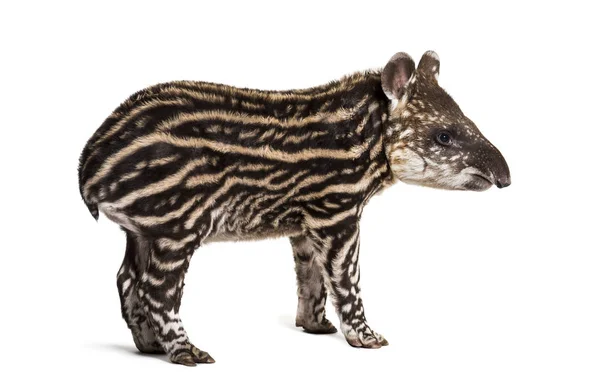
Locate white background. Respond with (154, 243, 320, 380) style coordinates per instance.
(1, 1, 598, 384)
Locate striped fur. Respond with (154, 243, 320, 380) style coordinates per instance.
(78, 51, 510, 365)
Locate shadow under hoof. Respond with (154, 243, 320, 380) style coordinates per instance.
(302, 325, 338, 334)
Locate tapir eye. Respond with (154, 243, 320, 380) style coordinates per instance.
(436, 131, 452, 145)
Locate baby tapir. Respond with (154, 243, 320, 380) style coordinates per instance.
(78, 51, 510, 366)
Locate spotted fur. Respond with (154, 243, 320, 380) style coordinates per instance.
(78, 51, 510, 365)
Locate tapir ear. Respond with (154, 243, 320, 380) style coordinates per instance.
(417, 50, 440, 81)
(381, 52, 416, 102)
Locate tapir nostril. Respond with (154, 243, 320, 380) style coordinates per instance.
(495, 176, 511, 189)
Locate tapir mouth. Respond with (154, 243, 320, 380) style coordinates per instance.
(470, 173, 494, 185)
(465, 172, 494, 191)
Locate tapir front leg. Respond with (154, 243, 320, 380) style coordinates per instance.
(309, 221, 388, 348)
(290, 235, 337, 334)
